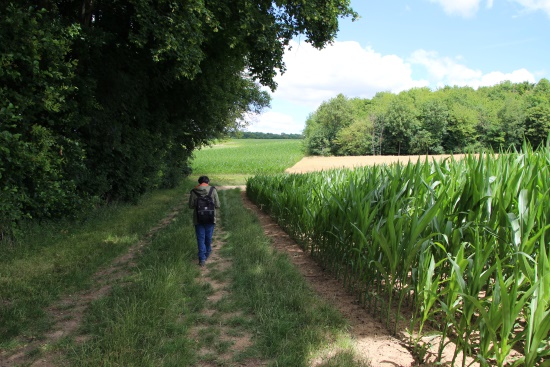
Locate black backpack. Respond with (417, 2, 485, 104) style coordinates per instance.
(194, 186, 216, 224)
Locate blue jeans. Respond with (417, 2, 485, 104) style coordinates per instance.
(195, 223, 215, 262)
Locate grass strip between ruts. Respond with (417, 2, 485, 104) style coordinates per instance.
(69, 187, 370, 366)
(0, 183, 188, 346)
(219, 188, 370, 367)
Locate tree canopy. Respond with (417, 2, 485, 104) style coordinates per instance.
(0, 0, 357, 235)
(231, 132, 303, 139)
(303, 80, 550, 156)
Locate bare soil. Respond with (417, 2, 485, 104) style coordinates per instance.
(285, 154, 469, 173)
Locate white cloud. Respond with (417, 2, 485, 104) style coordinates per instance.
(512, 0, 550, 16)
(273, 40, 428, 107)
(430, 0, 550, 17)
(245, 111, 304, 134)
(247, 42, 537, 134)
(409, 49, 536, 88)
(479, 69, 536, 86)
(428, 0, 483, 17)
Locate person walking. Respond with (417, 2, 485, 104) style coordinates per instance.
(189, 176, 220, 267)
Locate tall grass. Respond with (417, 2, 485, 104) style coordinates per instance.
(247, 144, 550, 366)
(0, 186, 184, 345)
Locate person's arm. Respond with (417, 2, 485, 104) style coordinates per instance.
(188, 190, 196, 209)
(213, 188, 221, 208)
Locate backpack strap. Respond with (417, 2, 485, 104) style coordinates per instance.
(207, 186, 215, 198)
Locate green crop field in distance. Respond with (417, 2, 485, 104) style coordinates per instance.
(190, 139, 304, 185)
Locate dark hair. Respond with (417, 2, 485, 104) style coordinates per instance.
(198, 176, 210, 184)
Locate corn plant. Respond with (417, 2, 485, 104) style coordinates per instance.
(247, 145, 550, 366)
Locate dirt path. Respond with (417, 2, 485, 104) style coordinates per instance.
(0, 189, 264, 367)
(240, 191, 419, 367)
(0, 204, 184, 367)
(189, 224, 266, 367)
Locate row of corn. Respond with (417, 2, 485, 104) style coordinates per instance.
(246, 146, 550, 366)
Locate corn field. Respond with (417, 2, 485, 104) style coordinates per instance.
(246, 146, 550, 366)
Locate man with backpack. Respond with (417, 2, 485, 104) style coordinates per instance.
(189, 176, 221, 267)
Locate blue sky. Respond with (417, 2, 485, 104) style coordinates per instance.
(245, 0, 550, 134)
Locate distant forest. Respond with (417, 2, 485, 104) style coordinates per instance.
(232, 131, 303, 139)
(304, 79, 550, 156)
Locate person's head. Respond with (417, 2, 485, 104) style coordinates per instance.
(198, 176, 210, 184)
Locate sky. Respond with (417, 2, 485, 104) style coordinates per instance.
(244, 0, 550, 134)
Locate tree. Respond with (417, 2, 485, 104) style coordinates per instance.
(497, 96, 526, 150)
(303, 94, 357, 155)
(382, 94, 418, 155)
(525, 105, 550, 148)
(303, 81, 549, 158)
(410, 130, 436, 155)
(0, 5, 85, 235)
(335, 118, 373, 155)
(524, 79, 550, 148)
(417, 99, 449, 154)
(1, 0, 357, 235)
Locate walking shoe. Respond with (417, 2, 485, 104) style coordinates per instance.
(199, 260, 205, 267)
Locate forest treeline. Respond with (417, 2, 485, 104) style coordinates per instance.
(231, 131, 303, 139)
(0, 0, 356, 237)
(304, 79, 550, 156)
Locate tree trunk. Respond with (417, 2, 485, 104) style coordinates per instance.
(81, 0, 94, 28)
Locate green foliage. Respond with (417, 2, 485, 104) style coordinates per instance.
(247, 145, 550, 365)
(303, 80, 550, 156)
(0, 4, 87, 235)
(0, 0, 356, 236)
(382, 93, 419, 155)
(335, 118, 373, 155)
(415, 99, 449, 154)
(524, 81, 550, 148)
(304, 94, 367, 155)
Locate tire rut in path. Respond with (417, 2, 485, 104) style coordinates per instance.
(0, 204, 184, 367)
(189, 225, 266, 367)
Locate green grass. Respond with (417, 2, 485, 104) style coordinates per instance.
(191, 139, 304, 184)
(219, 189, 370, 366)
(1, 140, 373, 366)
(71, 187, 370, 366)
(69, 192, 204, 366)
(0, 186, 185, 345)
